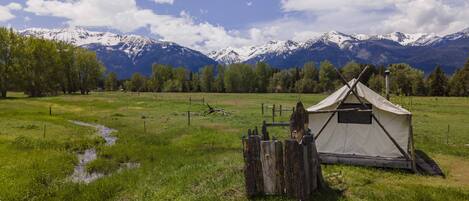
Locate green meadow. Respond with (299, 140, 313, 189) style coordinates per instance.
(1, 92, 469, 201)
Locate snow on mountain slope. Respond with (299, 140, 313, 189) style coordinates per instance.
(20, 27, 162, 60)
(19, 27, 217, 78)
(209, 40, 300, 64)
(373, 32, 441, 46)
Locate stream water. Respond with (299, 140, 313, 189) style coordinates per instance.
(68, 121, 119, 184)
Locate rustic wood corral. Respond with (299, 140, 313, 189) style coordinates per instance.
(242, 102, 326, 200)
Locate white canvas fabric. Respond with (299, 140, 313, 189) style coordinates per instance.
(307, 79, 411, 158)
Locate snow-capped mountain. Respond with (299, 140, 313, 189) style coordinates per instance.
(20, 27, 217, 78)
(372, 32, 440, 46)
(209, 28, 469, 73)
(208, 40, 300, 65)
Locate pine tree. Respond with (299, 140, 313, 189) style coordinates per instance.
(427, 66, 448, 96)
(448, 58, 469, 96)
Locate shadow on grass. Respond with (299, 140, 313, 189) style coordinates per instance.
(248, 187, 344, 201)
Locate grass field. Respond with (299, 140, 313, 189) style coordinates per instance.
(1, 92, 469, 201)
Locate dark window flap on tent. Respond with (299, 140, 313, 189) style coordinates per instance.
(338, 103, 372, 124)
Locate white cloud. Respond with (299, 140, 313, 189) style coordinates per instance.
(381, 0, 469, 35)
(152, 0, 174, 5)
(279, 0, 469, 35)
(7, 3, 23, 10)
(24, 0, 258, 52)
(0, 3, 22, 22)
(246, 2, 253, 6)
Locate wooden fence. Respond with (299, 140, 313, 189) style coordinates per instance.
(261, 103, 295, 122)
(243, 102, 325, 200)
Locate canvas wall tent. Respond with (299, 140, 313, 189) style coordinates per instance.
(307, 78, 416, 170)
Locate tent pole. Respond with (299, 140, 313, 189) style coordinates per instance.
(409, 114, 417, 172)
(336, 69, 412, 161)
(372, 114, 411, 160)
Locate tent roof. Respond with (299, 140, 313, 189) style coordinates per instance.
(307, 79, 411, 115)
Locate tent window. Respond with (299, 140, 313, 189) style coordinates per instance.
(338, 103, 372, 124)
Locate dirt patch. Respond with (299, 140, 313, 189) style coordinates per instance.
(203, 123, 239, 133)
(435, 154, 469, 186)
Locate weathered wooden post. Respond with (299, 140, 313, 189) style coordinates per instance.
(49, 106, 52, 116)
(284, 102, 326, 200)
(272, 104, 276, 123)
(280, 105, 283, 116)
(284, 139, 302, 198)
(261, 103, 264, 116)
(260, 140, 284, 195)
(446, 124, 450, 145)
(187, 111, 191, 126)
(243, 130, 264, 197)
(261, 121, 269, 141)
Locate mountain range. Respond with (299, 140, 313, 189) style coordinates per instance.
(20, 27, 217, 78)
(20, 27, 469, 78)
(209, 28, 469, 74)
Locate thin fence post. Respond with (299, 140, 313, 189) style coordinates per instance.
(261, 103, 264, 116)
(446, 124, 450, 145)
(280, 105, 282, 116)
(49, 106, 52, 116)
(43, 124, 46, 138)
(272, 104, 275, 123)
(187, 111, 191, 126)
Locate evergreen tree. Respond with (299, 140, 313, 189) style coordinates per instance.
(448, 58, 469, 96)
(427, 66, 448, 96)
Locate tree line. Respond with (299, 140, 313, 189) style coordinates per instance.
(0, 27, 104, 98)
(111, 58, 469, 97)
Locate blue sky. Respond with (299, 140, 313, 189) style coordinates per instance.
(1, 0, 468, 53)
